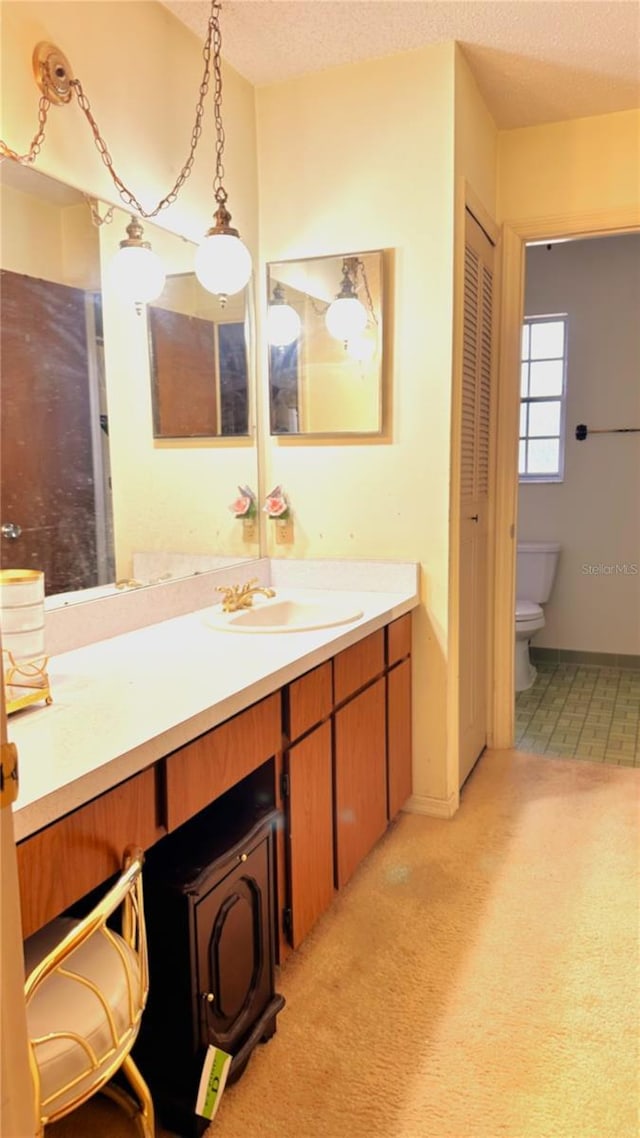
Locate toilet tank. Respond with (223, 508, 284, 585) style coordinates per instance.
(516, 541, 561, 602)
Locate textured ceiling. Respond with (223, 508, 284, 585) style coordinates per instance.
(162, 0, 640, 129)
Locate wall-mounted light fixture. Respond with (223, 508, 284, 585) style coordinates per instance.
(267, 283, 301, 347)
(109, 216, 166, 312)
(0, 1, 251, 307)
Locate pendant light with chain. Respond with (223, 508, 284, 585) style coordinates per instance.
(0, 1, 251, 307)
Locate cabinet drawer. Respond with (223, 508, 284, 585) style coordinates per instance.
(387, 613, 412, 666)
(166, 693, 281, 831)
(333, 629, 385, 705)
(287, 661, 332, 742)
(17, 765, 162, 938)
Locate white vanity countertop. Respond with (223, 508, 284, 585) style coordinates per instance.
(10, 584, 418, 841)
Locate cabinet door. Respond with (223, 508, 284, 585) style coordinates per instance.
(334, 678, 387, 888)
(195, 834, 273, 1055)
(287, 721, 334, 948)
(387, 657, 412, 818)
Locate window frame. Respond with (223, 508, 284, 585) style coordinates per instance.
(519, 314, 568, 484)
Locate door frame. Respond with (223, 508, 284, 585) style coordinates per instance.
(448, 180, 499, 807)
(490, 204, 640, 749)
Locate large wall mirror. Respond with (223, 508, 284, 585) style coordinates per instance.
(267, 250, 386, 436)
(0, 163, 259, 604)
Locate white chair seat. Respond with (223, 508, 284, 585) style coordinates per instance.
(25, 916, 141, 1117)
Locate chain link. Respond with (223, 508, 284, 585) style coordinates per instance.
(0, 96, 51, 164)
(211, 2, 227, 205)
(83, 195, 115, 227)
(355, 257, 379, 326)
(1, 0, 222, 219)
(69, 0, 217, 219)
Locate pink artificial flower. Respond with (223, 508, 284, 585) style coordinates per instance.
(263, 485, 289, 518)
(229, 486, 256, 518)
(230, 495, 252, 517)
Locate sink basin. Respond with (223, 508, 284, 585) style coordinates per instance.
(205, 597, 363, 633)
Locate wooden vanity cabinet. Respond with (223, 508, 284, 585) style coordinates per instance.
(386, 614, 413, 819)
(281, 620, 413, 943)
(334, 676, 387, 887)
(286, 721, 334, 948)
(333, 629, 387, 888)
(17, 766, 163, 938)
(17, 613, 413, 956)
(282, 663, 334, 950)
(17, 694, 282, 938)
(165, 693, 281, 831)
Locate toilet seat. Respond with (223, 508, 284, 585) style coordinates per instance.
(515, 599, 544, 635)
(516, 600, 543, 621)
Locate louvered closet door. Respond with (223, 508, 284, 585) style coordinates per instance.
(459, 209, 495, 787)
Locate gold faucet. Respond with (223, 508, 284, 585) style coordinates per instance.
(216, 578, 276, 613)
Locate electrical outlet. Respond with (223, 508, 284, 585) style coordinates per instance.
(275, 518, 293, 545)
(242, 518, 257, 543)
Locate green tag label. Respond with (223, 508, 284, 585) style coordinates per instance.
(195, 1045, 232, 1121)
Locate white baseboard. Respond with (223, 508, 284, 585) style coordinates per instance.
(403, 793, 459, 819)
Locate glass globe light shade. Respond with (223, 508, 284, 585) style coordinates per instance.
(267, 302, 301, 347)
(110, 244, 166, 306)
(194, 232, 252, 298)
(325, 295, 368, 342)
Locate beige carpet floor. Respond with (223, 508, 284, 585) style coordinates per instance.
(49, 749, 640, 1138)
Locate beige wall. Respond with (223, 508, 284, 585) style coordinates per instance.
(454, 46, 499, 220)
(257, 44, 498, 807)
(257, 44, 457, 803)
(498, 109, 640, 223)
(519, 234, 640, 656)
(1, 1, 260, 577)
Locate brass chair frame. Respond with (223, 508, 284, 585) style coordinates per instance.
(24, 847, 154, 1137)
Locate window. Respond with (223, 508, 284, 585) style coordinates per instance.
(519, 315, 567, 481)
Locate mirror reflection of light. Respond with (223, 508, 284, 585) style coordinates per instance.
(267, 300, 301, 347)
(325, 295, 368, 342)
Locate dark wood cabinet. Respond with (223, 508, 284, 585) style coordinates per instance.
(135, 797, 284, 1137)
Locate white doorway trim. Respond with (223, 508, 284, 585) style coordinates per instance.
(491, 205, 640, 749)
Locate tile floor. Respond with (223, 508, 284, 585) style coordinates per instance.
(515, 663, 640, 766)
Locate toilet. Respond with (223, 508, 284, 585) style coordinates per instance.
(515, 541, 561, 692)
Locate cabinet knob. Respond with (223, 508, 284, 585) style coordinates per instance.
(202, 992, 215, 1004)
(239, 852, 248, 862)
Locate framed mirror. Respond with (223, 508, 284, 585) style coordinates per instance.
(267, 249, 385, 436)
(0, 164, 260, 604)
(148, 274, 249, 439)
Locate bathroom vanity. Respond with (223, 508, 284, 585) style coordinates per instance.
(9, 564, 417, 1131)
(11, 564, 418, 953)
